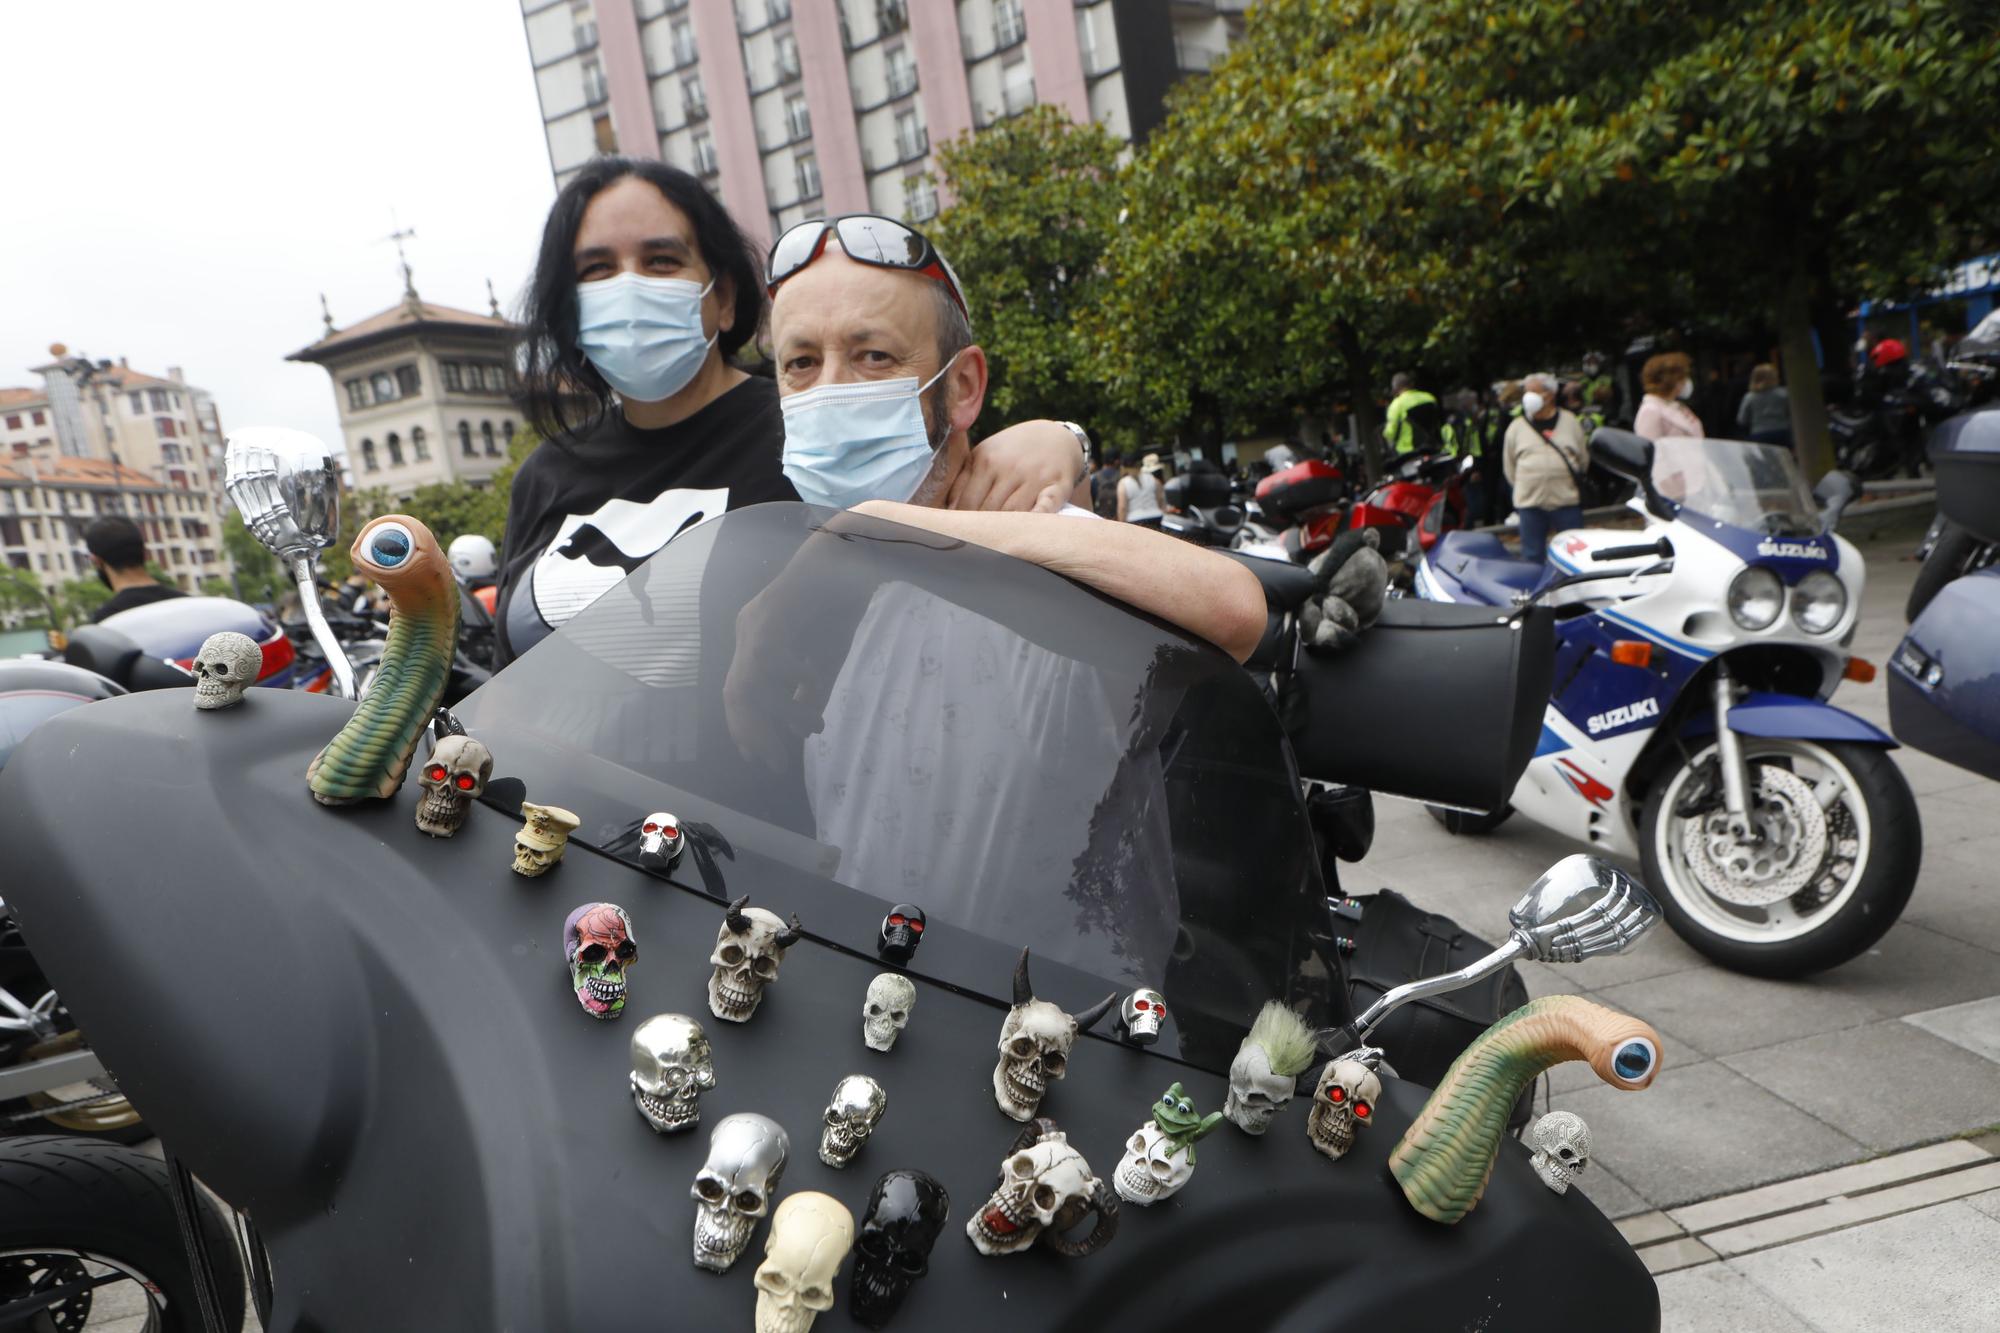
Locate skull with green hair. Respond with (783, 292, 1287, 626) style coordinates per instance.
(1224, 1002, 1317, 1135)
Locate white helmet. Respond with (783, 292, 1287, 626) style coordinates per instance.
(447, 533, 497, 581)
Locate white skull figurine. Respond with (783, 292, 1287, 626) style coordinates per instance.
(191, 631, 260, 710)
(1304, 1058, 1381, 1162)
(1528, 1111, 1592, 1194)
(691, 1112, 789, 1272)
(818, 1075, 887, 1168)
(861, 974, 916, 1052)
(991, 950, 1117, 1121)
(965, 1119, 1118, 1258)
(1225, 1043, 1296, 1135)
(415, 735, 493, 837)
(753, 1191, 854, 1333)
(708, 896, 803, 1023)
(1113, 1123, 1194, 1206)
(630, 1013, 716, 1133)
(1117, 988, 1168, 1046)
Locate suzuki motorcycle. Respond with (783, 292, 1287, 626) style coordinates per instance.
(0, 434, 1667, 1331)
(1417, 429, 1921, 978)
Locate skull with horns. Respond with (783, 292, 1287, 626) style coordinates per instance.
(991, 949, 1117, 1122)
(708, 895, 803, 1024)
(965, 1118, 1118, 1259)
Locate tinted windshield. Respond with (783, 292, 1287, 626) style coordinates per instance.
(1652, 438, 1820, 533)
(456, 503, 1340, 1066)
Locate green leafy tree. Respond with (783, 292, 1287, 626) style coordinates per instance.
(0, 567, 58, 629)
(222, 511, 290, 607)
(322, 429, 538, 585)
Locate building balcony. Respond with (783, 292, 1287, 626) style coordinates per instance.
(886, 66, 917, 99)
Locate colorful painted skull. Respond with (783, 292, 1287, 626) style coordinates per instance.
(1306, 1057, 1381, 1161)
(691, 1112, 789, 1273)
(629, 1012, 715, 1133)
(708, 896, 802, 1023)
(861, 974, 915, 1053)
(965, 1118, 1117, 1259)
(850, 1170, 949, 1328)
(564, 902, 636, 1019)
(818, 1074, 887, 1168)
(191, 631, 260, 710)
(753, 1191, 853, 1333)
(1117, 988, 1169, 1046)
(415, 734, 492, 837)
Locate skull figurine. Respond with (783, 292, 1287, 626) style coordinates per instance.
(414, 734, 493, 837)
(861, 974, 915, 1053)
(513, 800, 581, 876)
(191, 631, 260, 710)
(1113, 1123, 1195, 1207)
(1528, 1110, 1592, 1194)
(753, 1191, 853, 1333)
(708, 896, 803, 1023)
(965, 1118, 1118, 1259)
(818, 1074, 887, 1168)
(691, 1112, 789, 1273)
(638, 811, 685, 866)
(991, 950, 1117, 1121)
(850, 1170, 949, 1328)
(1223, 1002, 1318, 1135)
(629, 1012, 715, 1133)
(1116, 988, 1169, 1047)
(564, 902, 636, 1020)
(877, 904, 925, 964)
(1305, 1057, 1381, 1162)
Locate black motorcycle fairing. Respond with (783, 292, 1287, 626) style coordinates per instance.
(1, 690, 1656, 1331)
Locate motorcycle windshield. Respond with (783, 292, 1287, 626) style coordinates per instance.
(1958, 310, 2000, 365)
(455, 502, 1338, 1058)
(1651, 438, 1821, 534)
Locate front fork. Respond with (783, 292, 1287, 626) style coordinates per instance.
(1711, 664, 1756, 839)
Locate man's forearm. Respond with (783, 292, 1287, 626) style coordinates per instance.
(851, 501, 1267, 662)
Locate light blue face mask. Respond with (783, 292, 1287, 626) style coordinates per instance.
(575, 272, 716, 403)
(780, 355, 959, 510)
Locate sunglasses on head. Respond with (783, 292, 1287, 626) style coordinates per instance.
(765, 214, 968, 317)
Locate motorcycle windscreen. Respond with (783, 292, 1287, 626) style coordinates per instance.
(1284, 601, 1556, 813)
(456, 500, 1350, 1061)
(1889, 568, 2000, 782)
(1929, 407, 2000, 543)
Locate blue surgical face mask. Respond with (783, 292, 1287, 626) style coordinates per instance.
(780, 355, 959, 510)
(575, 272, 716, 403)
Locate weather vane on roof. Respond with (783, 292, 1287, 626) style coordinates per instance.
(382, 212, 419, 304)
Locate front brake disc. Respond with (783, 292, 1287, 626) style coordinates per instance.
(1681, 764, 1829, 908)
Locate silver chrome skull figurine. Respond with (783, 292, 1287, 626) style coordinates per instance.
(1116, 988, 1169, 1047)
(638, 811, 685, 866)
(630, 1013, 716, 1133)
(861, 974, 915, 1053)
(691, 1112, 789, 1273)
(1223, 1002, 1318, 1135)
(818, 1075, 887, 1168)
(991, 950, 1117, 1121)
(754, 1191, 853, 1333)
(415, 734, 493, 837)
(1528, 1110, 1592, 1194)
(1305, 1057, 1381, 1162)
(708, 896, 803, 1023)
(192, 631, 260, 709)
(965, 1118, 1118, 1259)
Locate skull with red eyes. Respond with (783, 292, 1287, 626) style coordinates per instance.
(878, 904, 925, 964)
(414, 735, 493, 838)
(638, 811, 685, 866)
(1305, 1057, 1381, 1162)
(1116, 988, 1169, 1047)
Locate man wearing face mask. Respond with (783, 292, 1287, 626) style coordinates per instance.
(1502, 373, 1589, 563)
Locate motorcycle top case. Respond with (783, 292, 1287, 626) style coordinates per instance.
(1929, 407, 2000, 543)
(1283, 599, 1556, 813)
(1889, 567, 2000, 783)
(1256, 459, 1345, 522)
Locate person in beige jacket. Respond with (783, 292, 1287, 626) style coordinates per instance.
(1503, 373, 1590, 562)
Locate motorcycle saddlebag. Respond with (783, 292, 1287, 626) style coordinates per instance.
(1256, 459, 1345, 523)
(1929, 408, 2000, 543)
(1344, 888, 1532, 1124)
(1282, 600, 1556, 813)
(1888, 567, 2000, 783)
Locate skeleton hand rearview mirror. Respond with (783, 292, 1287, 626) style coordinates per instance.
(564, 902, 636, 1020)
(191, 631, 260, 710)
(630, 1012, 715, 1132)
(991, 950, 1116, 1121)
(692, 1112, 789, 1273)
(709, 895, 802, 1023)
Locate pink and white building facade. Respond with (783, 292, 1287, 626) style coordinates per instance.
(521, 0, 1247, 249)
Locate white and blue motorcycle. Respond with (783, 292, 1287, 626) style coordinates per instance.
(1415, 429, 1920, 977)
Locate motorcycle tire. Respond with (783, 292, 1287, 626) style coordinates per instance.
(1424, 803, 1514, 835)
(0, 1135, 246, 1332)
(1640, 740, 1920, 978)
(1905, 521, 1993, 621)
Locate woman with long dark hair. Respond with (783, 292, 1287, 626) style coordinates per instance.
(498, 157, 1085, 663)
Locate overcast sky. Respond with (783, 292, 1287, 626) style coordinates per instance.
(0, 1, 555, 451)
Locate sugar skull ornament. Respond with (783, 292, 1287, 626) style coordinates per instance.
(564, 902, 636, 1019)
(1116, 988, 1169, 1047)
(965, 1118, 1117, 1259)
(692, 1112, 789, 1273)
(1223, 1001, 1318, 1135)
(861, 974, 915, 1053)
(850, 1170, 949, 1328)
(991, 949, 1117, 1121)
(753, 1191, 853, 1333)
(708, 895, 802, 1023)
(1113, 1082, 1222, 1207)
(878, 905, 925, 964)
(638, 811, 685, 866)
(414, 734, 492, 837)
(818, 1075, 887, 1168)
(191, 631, 260, 710)
(630, 1013, 715, 1133)
(1305, 1057, 1381, 1162)
(513, 800, 580, 876)
(1527, 1110, 1592, 1194)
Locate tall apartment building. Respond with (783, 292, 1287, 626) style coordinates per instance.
(522, 0, 1246, 248)
(1, 351, 235, 595)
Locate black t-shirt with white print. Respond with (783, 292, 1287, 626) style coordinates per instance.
(495, 375, 796, 665)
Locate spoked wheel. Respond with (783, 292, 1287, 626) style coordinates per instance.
(1641, 739, 1920, 977)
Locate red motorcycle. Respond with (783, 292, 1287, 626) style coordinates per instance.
(1278, 451, 1472, 564)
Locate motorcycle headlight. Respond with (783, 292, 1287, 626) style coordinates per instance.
(1791, 570, 1848, 634)
(1728, 566, 1784, 630)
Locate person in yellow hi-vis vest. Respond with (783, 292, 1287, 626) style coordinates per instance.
(1383, 372, 1457, 455)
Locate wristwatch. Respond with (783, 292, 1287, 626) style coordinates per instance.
(1057, 421, 1091, 484)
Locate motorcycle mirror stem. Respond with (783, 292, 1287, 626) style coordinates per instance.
(1341, 855, 1659, 1049)
(224, 428, 358, 700)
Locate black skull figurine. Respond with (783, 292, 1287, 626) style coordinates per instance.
(849, 1169, 950, 1327)
(878, 904, 926, 964)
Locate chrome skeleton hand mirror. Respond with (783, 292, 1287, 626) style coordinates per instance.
(224, 428, 353, 698)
